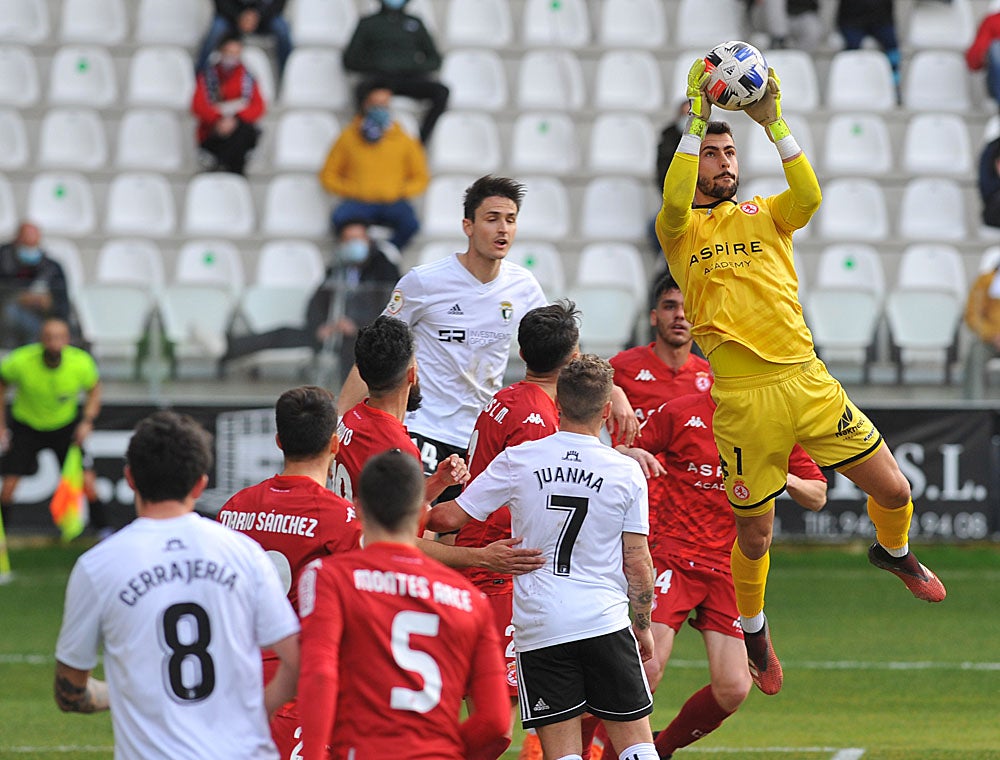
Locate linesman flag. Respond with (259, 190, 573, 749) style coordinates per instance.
(49, 445, 86, 543)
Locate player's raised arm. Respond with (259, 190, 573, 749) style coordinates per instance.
(425, 498, 473, 533)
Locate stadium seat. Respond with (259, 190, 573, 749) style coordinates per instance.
(104, 172, 176, 237)
(115, 109, 185, 171)
(26, 172, 96, 236)
(764, 50, 820, 113)
(581, 178, 651, 241)
(506, 242, 566, 299)
(587, 113, 656, 176)
(907, 0, 974, 50)
(674, 0, 743, 48)
(429, 111, 502, 174)
(516, 176, 571, 242)
(256, 240, 325, 289)
(240, 241, 325, 337)
(261, 174, 329, 238)
(76, 284, 156, 368)
(522, 0, 590, 47)
(744, 114, 815, 175)
(898, 178, 966, 241)
(0, 175, 15, 237)
(597, 0, 666, 48)
(902, 50, 971, 112)
(96, 238, 166, 293)
(667, 50, 708, 110)
(176, 239, 245, 297)
(127, 46, 195, 109)
(291, 0, 357, 47)
(135, 0, 208, 46)
(897, 243, 967, 298)
(416, 240, 464, 266)
(440, 49, 507, 111)
(0, 46, 40, 106)
(510, 112, 578, 175)
(902, 113, 973, 177)
(421, 175, 476, 238)
(158, 284, 236, 367)
(59, 0, 127, 44)
(568, 283, 637, 357)
(43, 238, 85, 301)
(822, 113, 892, 176)
(48, 45, 117, 107)
(817, 178, 889, 241)
(517, 50, 585, 111)
(241, 45, 275, 106)
(577, 242, 648, 303)
(0, 108, 29, 169)
(0, 0, 49, 43)
(273, 110, 340, 172)
(825, 50, 896, 112)
(183, 174, 255, 237)
(593, 50, 663, 112)
(38, 108, 108, 170)
(280, 48, 349, 109)
(980, 246, 1000, 273)
(445, 0, 513, 47)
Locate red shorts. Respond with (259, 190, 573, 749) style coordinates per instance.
(650, 548, 742, 639)
(485, 591, 518, 697)
(270, 701, 301, 760)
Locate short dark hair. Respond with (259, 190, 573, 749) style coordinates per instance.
(217, 31, 243, 50)
(650, 272, 681, 311)
(518, 300, 579, 374)
(557, 354, 614, 424)
(355, 316, 414, 394)
(706, 121, 733, 137)
(275, 386, 338, 461)
(126, 412, 213, 503)
(358, 450, 425, 532)
(463, 175, 525, 220)
(354, 79, 392, 112)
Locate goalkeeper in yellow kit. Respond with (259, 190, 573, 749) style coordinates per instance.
(655, 60, 946, 697)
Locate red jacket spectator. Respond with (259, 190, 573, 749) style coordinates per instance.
(191, 58, 265, 143)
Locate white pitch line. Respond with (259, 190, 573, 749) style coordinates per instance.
(4, 747, 112, 754)
(670, 659, 1000, 671)
(668, 749, 865, 756)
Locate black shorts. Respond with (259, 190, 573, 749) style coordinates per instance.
(409, 431, 467, 503)
(516, 627, 653, 729)
(0, 418, 79, 476)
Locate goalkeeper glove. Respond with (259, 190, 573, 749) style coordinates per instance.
(684, 58, 711, 138)
(744, 67, 790, 142)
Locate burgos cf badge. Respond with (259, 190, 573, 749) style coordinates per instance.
(732, 479, 750, 501)
(386, 289, 404, 315)
(500, 300, 513, 323)
(740, 202, 759, 215)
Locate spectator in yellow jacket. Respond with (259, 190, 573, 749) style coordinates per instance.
(319, 84, 429, 252)
(964, 263, 1000, 398)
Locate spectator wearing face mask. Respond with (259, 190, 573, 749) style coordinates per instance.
(0, 222, 71, 350)
(319, 84, 429, 252)
(195, 0, 293, 80)
(191, 33, 266, 175)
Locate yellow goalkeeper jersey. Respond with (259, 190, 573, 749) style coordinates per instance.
(655, 150, 822, 365)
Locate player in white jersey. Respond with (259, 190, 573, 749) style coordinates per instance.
(54, 412, 300, 760)
(428, 355, 659, 760)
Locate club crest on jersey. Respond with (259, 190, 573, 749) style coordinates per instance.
(732, 479, 750, 501)
(506, 661, 518, 687)
(500, 300, 513, 323)
(740, 202, 759, 215)
(386, 289, 404, 315)
(695, 372, 712, 392)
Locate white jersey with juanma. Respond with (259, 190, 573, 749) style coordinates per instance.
(456, 431, 649, 652)
(383, 253, 547, 448)
(56, 513, 300, 760)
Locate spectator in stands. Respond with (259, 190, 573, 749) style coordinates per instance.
(342, 0, 450, 144)
(966, 10, 1000, 106)
(319, 84, 429, 252)
(963, 261, 1000, 399)
(745, 0, 792, 49)
(787, 0, 825, 49)
(978, 136, 1000, 228)
(0, 223, 70, 350)
(191, 33, 265, 176)
(195, 0, 292, 80)
(836, 0, 900, 86)
(221, 222, 401, 382)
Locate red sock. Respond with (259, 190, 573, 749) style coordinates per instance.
(580, 714, 602, 760)
(591, 721, 618, 760)
(654, 685, 734, 757)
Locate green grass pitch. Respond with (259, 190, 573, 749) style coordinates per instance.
(2, 542, 998, 760)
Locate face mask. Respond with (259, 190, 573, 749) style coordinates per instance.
(361, 106, 391, 142)
(17, 246, 42, 265)
(383, 0, 407, 8)
(339, 239, 370, 265)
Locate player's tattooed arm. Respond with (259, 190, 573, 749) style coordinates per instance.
(54, 662, 110, 713)
(622, 532, 655, 630)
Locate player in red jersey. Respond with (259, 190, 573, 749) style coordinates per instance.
(298, 450, 510, 760)
(217, 386, 361, 760)
(609, 389, 826, 760)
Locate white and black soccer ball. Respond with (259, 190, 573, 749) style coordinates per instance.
(703, 41, 768, 111)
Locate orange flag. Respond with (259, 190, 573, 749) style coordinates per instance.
(49, 445, 86, 543)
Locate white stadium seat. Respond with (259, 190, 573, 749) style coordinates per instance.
(256, 240, 325, 289)
(0, 0, 49, 43)
(907, 0, 974, 50)
(902, 113, 973, 176)
(59, 0, 127, 44)
(510, 112, 578, 175)
(273, 110, 340, 172)
(825, 50, 896, 112)
(675, 0, 742, 48)
(515, 176, 571, 241)
(744, 114, 815, 175)
(568, 283, 637, 357)
(96, 239, 166, 293)
(898, 178, 967, 242)
(581, 178, 649, 241)
(597, 0, 666, 49)
(48, 45, 117, 107)
(38, 108, 107, 170)
(440, 49, 507, 112)
(27, 172, 96, 236)
(0, 108, 29, 169)
(764, 50, 820, 113)
(115, 109, 185, 171)
(183, 174, 256, 237)
(421, 175, 476, 238)
(902, 50, 971, 112)
(280, 48, 349, 109)
(445, 0, 513, 47)
(822, 113, 892, 176)
(104, 172, 176, 237)
(429, 111, 502, 174)
(136, 0, 208, 46)
(517, 50, 586, 110)
(506, 242, 566, 299)
(291, 0, 357, 47)
(0, 46, 40, 106)
(176, 239, 245, 296)
(522, 0, 590, 48)
(43, 238, 85, 300)
(588, 112, 656, 176)
(261, 174, 329, 238)
(817, 178, 889, 241)
(577, 242, 648, 303)
(593, 50, 663, 112)
(979, 246, 1000, 273)
(76, 284, 156, 366)
(127, 47, 195, 109)
(0, 175, 16, 237)
(241, 45, 275, 106)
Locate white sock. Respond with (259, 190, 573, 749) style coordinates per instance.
(618, 743, 658, 760)
(741, 612, 765, 634)
(883, 542, 908, 558)
(554, 755, 583, 760)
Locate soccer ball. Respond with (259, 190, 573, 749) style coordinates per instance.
(703, 41, 768, 111)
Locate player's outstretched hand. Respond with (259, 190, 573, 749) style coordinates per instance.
(480, 537, 545, 576)
(686, 58, 712, 123)
(616, 446, 666, 479)
(436, 453, 471, 487)
(743, 67, 782, 129)
(633, 625, 655, 663)
(608, 386, 640, 446)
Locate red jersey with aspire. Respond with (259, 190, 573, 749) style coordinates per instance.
(455, 381, 558, 593)
(333, 401, 422, 503)
(610, 345, 713, 517)
(639, 393, 824, 569)
(298, 542, 510, 760)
